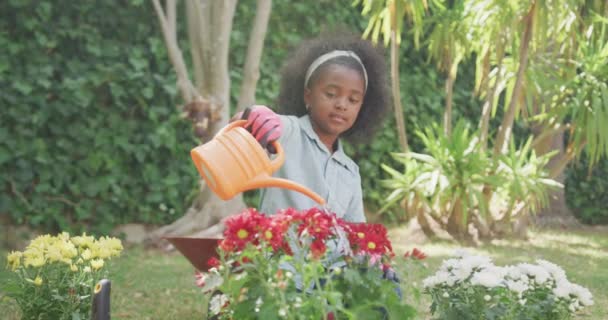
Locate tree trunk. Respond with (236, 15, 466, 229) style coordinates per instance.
(443, 62, 454, 136)
(479, 45, 504, 151)
(237, 0, 272, 111)
(532, 125, 579, 227)
(146, 186, 246, 246)
(493, 2, 536, 156)
(147, 0, 269, 245)
(390, 0, 409, 152)
(446, 198, 468, 241)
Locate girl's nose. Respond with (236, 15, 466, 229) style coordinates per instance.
(335, 97, 347, 110)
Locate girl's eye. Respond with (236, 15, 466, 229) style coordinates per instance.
(349, 98, 360, 104)
(324, 91, 336, 98)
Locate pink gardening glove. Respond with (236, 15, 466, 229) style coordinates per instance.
(241, 105, 282, 153)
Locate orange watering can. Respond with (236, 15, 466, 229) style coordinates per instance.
(190, 120, 326, 205)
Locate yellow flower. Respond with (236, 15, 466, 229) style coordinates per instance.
(24, 250, 45, 268)
(59, 240, 78, 260)
(81, 249, 92, 260)
(7, 251, 22, 271)
(83, 266, 91, 273)
(71, 233, 95, 249)
(94, 237, 123, 259)
(70, 264, 79, 272)
(45, 245, 63, 263)
(26, 276, 43, 286)
(90, 259, 104, 270)
(58, 232, 71, 241)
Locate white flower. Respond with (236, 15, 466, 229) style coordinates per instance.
(570, 283, 594, 306)
(471, 269, 504, 288)
(460, 255, 493, 271)
(506, 279, 529, 296)
(209, 294, 229, 315)
(553, 279, 572, 298)
(484, 295, 491, 301)
(278, 307, 288, 317)
(516, 263, 550, 285)
(423, 271, 451, 288)
(443, 292, 450, 298)
(536, 259, 566, 281)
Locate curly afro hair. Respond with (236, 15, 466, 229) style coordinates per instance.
(277, 31, 391, 144)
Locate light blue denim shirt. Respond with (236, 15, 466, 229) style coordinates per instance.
(259, 115, 366, 222)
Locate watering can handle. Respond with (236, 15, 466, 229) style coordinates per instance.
(215, 119, 248, 137)
(219, 120, 285, 172)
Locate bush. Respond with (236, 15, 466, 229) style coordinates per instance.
(4, 233, 123, 320)
(565, 157, 608, 225)
(0, 1, 197, 234)
(424, 251, 594, 320)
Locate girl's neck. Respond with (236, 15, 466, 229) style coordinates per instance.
(311, 124, 338, 153)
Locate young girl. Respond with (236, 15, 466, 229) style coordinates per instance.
(239, 32, 391, 223)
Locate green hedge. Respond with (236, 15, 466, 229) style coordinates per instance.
(565, 157, 608, 225)
(0, 1, 376, 234)
(0, 1, 197, 234)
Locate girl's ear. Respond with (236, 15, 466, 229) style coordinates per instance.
(303, 87, 312, 106)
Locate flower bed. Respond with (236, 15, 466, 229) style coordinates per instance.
(195, 208, 423, 319)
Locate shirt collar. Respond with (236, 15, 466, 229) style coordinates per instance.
(298, 115, 354, 172)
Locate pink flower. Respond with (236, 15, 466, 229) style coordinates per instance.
(194, 270, 207, 287)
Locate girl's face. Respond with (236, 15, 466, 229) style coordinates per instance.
(304, 64, 365, 146)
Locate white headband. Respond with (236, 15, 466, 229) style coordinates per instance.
(304, 50, 368, 91)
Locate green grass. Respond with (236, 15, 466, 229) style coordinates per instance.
(1, 226, 606, 319)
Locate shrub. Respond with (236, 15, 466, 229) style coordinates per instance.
(4, 233, 123, 320)
(423, 251, 594, 320)
(565, 157, 608, 225)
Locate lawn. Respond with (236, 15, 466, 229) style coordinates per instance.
(1, 226, 606, 319)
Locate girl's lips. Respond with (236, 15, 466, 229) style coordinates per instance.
(329, 113, 347, 124)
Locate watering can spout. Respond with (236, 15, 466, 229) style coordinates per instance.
(244, 176, 326, 206)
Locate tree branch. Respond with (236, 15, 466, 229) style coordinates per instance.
(493, 2, 536, 155)
(152, 0, 197, 103)
(237, 0, 272, 111)
(186, 0, 205, 90)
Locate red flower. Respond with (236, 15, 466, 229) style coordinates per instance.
(404, 247, 427, 260)
(260, 212, 292, 251)
(296, 208, 336, 241)
(207, 256, 221, 269)
(346, 223, 393, 256)
(223, 208, 267, 251)
(310, 239, 327, 259)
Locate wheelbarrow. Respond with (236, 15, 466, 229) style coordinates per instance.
(163, 236, 222, 271)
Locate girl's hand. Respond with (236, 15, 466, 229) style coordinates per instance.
(240, 105, 282, 153)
